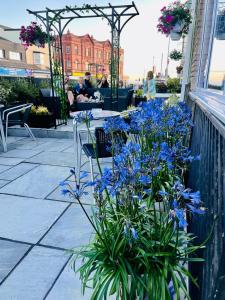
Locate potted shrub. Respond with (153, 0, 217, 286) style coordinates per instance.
(169, 49, 183, 61)
(157, 1, 192, 41)
(216, 9, 225, 40)
(28, 106, 55, 128)
(60, 103, 208, 299)
(19, 22, 49, 49)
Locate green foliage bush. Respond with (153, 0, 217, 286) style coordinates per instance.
(167, 78, 181, 93)
(0, 78, 50, 105)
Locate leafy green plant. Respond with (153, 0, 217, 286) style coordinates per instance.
(167, 78, 181, 93)
(60, 101, 209, 299)
(169, 50, 183, 61)
(0, 80, 13, 104)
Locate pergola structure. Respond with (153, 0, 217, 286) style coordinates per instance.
(27, 3, 139, 124)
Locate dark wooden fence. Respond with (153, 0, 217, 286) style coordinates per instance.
(187, 97, 225, 300)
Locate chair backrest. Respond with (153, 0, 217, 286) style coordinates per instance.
(127, 90, 134, 107)
(40, 89, 51, 98)
(98, 88, 111, 98)
(22, 104, 32, 123)
(95, 127, 127, 158)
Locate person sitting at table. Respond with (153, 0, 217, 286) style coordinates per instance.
(75, 77, 90, 103)
(84, 72, 93, 89)
(97, 75, 109, 88)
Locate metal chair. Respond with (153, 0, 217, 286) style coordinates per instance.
(79, 127, 127, 193)
(2, 103, 36, 144)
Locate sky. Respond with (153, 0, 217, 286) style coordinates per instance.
(0, 0, 181, 80)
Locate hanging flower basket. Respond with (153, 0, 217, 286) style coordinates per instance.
(176, 65, 183, 74)
(19, 22, 48, 49)
(216, 13, 225, 40)
(157, 1, 192, 39)
(169, 49, 183, 61)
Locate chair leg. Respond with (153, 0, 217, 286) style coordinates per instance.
(89, 157, 95, 202)
(0, 119, 7, 152)
(24, 123, 36, 141)
(77, 148, 82, 187)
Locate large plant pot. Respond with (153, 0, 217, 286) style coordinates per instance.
(170, 31, 182, 41)
(170, 21, 185, 41)
(28, 114, 55, 128)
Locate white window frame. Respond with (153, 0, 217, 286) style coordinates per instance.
(0, 49, 5, 59)
(74, 45, 78, 54)
(66, 46, 70, 54)
(74, 60, 79, 69)
(67, 60, 71, 68)
(33, 52, 43, 65)
(9, 51, 21, 61)
(187, 0, 225, 126)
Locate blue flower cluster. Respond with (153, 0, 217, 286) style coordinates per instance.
(62, 100, 204, 240)
(75, 111, 93, 124)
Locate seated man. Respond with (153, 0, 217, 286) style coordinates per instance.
(84, 72, 93, 89)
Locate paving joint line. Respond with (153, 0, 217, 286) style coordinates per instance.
(42, 254, 73, 300)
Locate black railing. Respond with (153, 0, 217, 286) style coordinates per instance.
(187, 96, 225, 300)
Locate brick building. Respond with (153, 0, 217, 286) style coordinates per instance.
(0, 25, 50, 78)
(59, 31, 124, 80)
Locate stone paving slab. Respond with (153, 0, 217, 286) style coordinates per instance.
(0, 240, 30, 283)
(0, 194, 68, 243)
(0, 163, 37, 181)
(0, 180, 10, 188)
(25, 151, 76, 168)
(46, 260, 92, 300)
(0, 246, 69, 300)
(0, 165, 12, 173)
(0, 157, 24, 166)
(31, 141, 72, 153)
(0, 149, 42, 159)
(41, 204, 93, 250)
(0, 165, 71, 198)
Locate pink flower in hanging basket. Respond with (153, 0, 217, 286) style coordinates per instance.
(19, 22, 48, 49)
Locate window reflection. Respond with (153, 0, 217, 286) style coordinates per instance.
(208, 0, 225, 92)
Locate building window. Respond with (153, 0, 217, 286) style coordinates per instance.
(98, 50, 102, 59)
(85, 62, 89, 70)
(74, 45, 79, 54)
(207, 0, 225, 92)
(9, 51, 22, 61)
(86, 48, 91, 57)
(66, 46, 70, 54)
(0, 49, 5, 59)
(67, 60, 71, 68)
(33, 52, 43, 65)
(74, 60, 79, 69)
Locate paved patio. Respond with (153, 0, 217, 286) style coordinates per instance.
(0, 135, 98, 299)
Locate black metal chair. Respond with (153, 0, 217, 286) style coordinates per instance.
(79, 127, 127, 196)
(2, 103, 36, 144)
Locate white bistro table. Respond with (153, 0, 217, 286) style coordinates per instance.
(70, 109, 120, 183)
(0, 104, 7, 152)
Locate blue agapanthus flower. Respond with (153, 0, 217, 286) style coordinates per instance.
(75, 110, 93, 124)
(103, 116, 130, 134)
